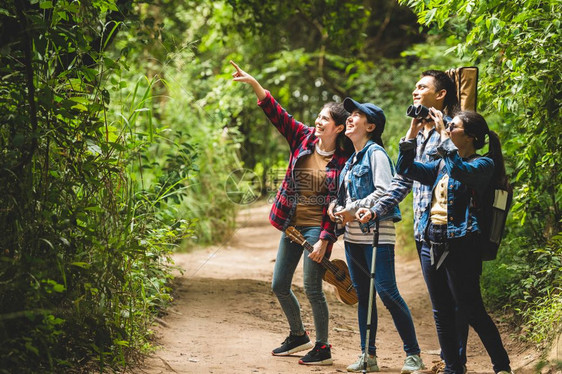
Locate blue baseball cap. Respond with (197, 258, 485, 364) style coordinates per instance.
(343, 97, 386, 133)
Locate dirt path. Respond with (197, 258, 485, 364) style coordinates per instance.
(139, 203, 539, 374)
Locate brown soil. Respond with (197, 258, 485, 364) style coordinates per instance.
(138, 203, 540, 374)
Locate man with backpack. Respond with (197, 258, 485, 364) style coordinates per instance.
(356, 70, 469, 373)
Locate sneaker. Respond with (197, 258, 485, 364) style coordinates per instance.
(401, 354, 425, 374)
(299, 342, 333, 365)
(346, 354, 379, 372)
(272, 332, 313, 356)
(497, 371, 514, 374)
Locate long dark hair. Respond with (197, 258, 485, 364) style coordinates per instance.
(457, 111, 510, 189)
(322, 102, 354, 156)
(422, 70, 460, 117)
(367, 126, 385, 149)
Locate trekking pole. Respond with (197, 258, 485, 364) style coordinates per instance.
(362, 218, 379, 374)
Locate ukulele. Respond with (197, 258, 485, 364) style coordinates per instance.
(285, 226, 358, 305)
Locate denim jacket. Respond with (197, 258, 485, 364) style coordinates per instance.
(396, 137, 494, 241)
(336, 140, 401, 235)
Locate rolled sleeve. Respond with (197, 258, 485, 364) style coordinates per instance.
(256, 90, 271, 106)
(319, 228, 337, 243)
(371, 174, 412, 217)
(437, 138, 458, 157)
(399, 137, 417, 151)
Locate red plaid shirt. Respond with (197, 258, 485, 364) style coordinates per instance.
(258, 91, 349, 247)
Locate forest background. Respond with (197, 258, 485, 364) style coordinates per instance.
(0, 0, 560, 372)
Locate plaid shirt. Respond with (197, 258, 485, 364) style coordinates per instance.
(371, 128, 441, 241)
(258, 91, 349, 246)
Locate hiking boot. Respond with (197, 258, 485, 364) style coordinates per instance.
(401, 354, 425, 373)
(429, 360, 445, 373)
(298, 342, 333, 365)
(271, 332, 313, 356)
(412, 361, 466, 374)
(347, 354, 379, 372)
(411, 360, 443, 374)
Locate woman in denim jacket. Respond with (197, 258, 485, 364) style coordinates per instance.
(329, 98, 424, 373)
(396, 109, 512, 374)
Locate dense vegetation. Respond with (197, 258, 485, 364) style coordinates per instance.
(0, 0, 560, 372)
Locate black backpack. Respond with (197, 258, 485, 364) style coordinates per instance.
(472, 173, 513, 261)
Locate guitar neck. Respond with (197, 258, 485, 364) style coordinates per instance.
(301, 241, 338, 274)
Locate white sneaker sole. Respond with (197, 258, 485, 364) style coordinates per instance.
(402, 369, 425, 374)
(299, 357, 333, 365)
(271, 341, 313, 356)
(347, 366, 380, 373)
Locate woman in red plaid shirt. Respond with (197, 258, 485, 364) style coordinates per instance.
(231, 61, 352, 366)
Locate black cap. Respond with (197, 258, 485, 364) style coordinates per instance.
(343, 98, 386, 133)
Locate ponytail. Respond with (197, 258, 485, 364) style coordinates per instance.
(457, 111, 511, 191)
(373, 134, 384, 148)
(367, 127, 385, 149)
(486, 130, 511, 191)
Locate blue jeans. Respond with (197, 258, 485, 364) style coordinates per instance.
(271, 226, 329, 344)
(415, 240, 468, 366)
(420, 229, 511, 373)
(345, 241, 420, 356)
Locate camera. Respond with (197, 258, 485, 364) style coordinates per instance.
(406, 104, 430, 120)
(357, 211, 371, 234)
(333, 205, 344, 224)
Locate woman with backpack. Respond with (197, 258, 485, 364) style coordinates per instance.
(230, 60, 353, 366)
(328, 98, 425, 373)
(395, 109, 513, 374)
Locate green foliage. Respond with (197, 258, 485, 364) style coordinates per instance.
(482, 232, 562, 347)
(0, 0, 191, 371)
(399, 0, 562, 349)
(161, 71, 244, 244)
(109, 2, 246, 244)
(5, 0, 560, 370)
(226, 0, 425, 60)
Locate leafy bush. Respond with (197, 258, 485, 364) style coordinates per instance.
(0, 1, 192, 371)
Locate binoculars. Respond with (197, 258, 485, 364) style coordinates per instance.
(406, 104, 430, 120)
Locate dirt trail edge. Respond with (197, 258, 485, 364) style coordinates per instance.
(139, 203, 539, 374)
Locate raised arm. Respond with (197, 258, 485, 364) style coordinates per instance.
(230, 60, 266, 101)
(396, 138, 441, 185)
(231, 60, 310, 150)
